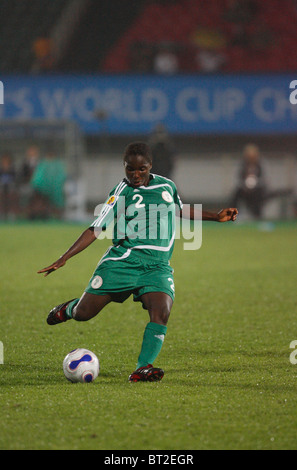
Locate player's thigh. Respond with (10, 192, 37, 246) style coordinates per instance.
(73, 292, 112, 321)
(140, 292, 173, 325)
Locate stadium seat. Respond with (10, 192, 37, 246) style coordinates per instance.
(101, 0, 297, 74)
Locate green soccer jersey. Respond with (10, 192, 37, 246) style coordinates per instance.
(90, 174, 183, 263)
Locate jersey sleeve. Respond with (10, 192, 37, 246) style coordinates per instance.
(90, 180, 126, 230)
(172, 181, 183, 210)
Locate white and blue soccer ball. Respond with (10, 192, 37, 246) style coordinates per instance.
(63, 348, 100, 383)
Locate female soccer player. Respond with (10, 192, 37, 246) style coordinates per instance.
(38, 142, 238, 382)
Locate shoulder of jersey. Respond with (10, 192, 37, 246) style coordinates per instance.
(109, 179, 129, 197)
(151, 173, 176, 188)
(104, 180, 129, 206)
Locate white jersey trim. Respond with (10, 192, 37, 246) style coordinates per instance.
(98, 232, 176, 266)
(91, 180, 127, 228)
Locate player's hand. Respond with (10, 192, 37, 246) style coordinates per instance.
(37, 257, 66, 277)
(217, 208, 238, 222)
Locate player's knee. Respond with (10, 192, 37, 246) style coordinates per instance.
(149, 303, 171, 325)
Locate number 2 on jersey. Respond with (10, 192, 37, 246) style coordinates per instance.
(168, 277, 175, 292)
(132, 194, 145, 208)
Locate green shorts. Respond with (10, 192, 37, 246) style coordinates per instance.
(85, 246, 175, 306)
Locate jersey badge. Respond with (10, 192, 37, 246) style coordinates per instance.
(106, 195, 117, 207)
(91, 276, 103, 289)
(162, 191, 173, 203)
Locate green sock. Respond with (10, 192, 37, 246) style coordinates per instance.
(136, 322, 167, 369)
(65, 298, 79, 319)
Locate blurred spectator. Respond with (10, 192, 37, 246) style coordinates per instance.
(148, 124, 175, 179)
(196, 47, 227, 73)
(18, 145, 40, 217)
(231, 144, 265, 219)
(230, 144, 292, 219)
(153, 44, 179, 75)
(0, 152, 18, 219)
(32, 37, 54, 73)
(20, 145, 40, 184)
(191, 28, 227, 50)
(190, 27, 227, 73)
(30, 148, 67, 219)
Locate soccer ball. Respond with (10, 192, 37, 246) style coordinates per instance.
(63, 348, 100, 383)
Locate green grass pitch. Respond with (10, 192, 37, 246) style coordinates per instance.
(0, 221, 297, 450)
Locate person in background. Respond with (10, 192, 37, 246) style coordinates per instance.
(20, 145, 40, 183)
(231, 144, 292, 219)
(18, 144, 40, 218)
(196, 47, 227, 73)
(30, 148, 67, 219)
(148, 123, 175, 179)
(153, 44, 179, 75)
(231, 144, 265, 219)
(0, 152, 18, 219)
(32, 37, 54, 73)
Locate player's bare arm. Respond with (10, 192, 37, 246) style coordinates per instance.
(37, 227, 98, 277)
(181, 206, 238, 222)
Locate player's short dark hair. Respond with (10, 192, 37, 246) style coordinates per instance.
(123, 142, 152, 164)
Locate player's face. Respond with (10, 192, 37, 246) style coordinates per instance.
(124, 154, 152, 187)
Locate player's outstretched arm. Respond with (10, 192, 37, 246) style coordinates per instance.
(37, 227, 98, 277)
(216, 208, 238, 222)
(181, 206, 238, 222)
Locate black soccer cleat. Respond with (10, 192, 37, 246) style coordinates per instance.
(46, 299, 76, 325)
(128, 364, 164, 383)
